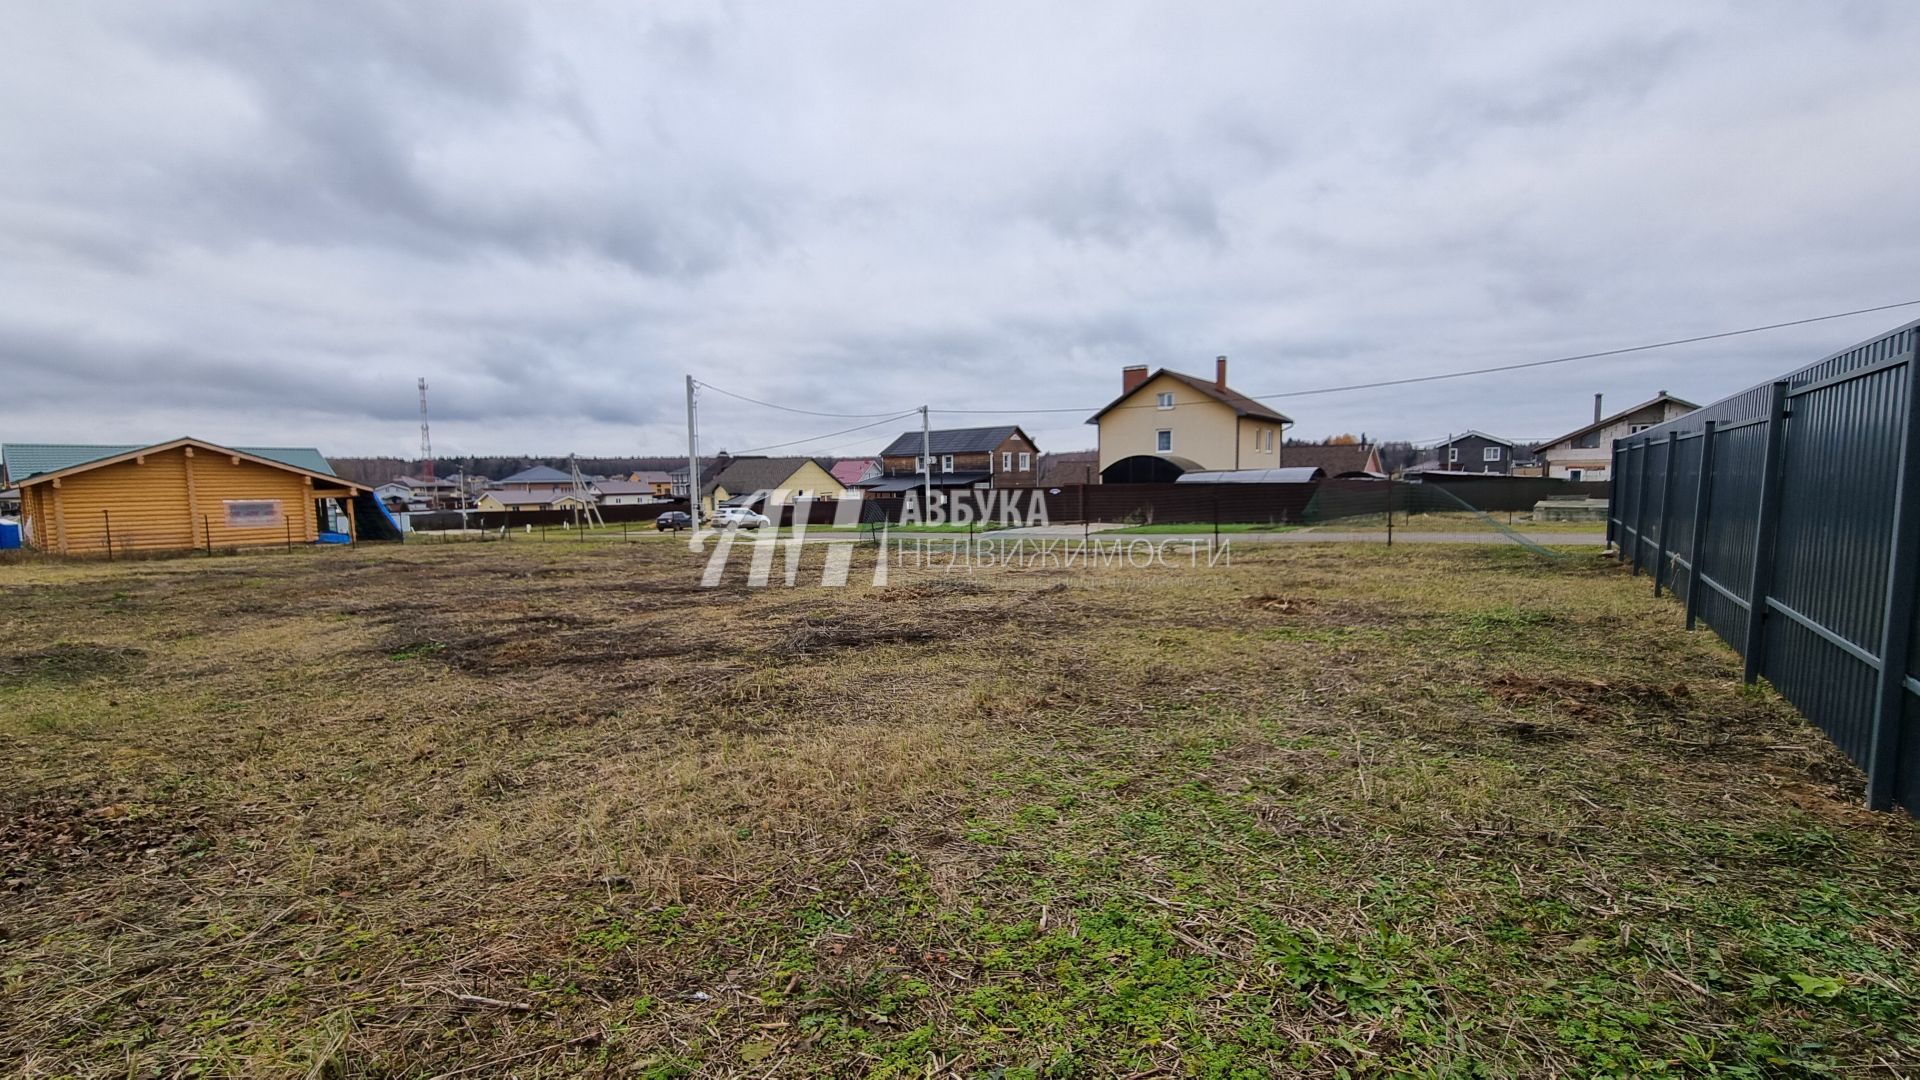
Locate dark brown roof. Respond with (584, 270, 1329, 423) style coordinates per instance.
(1037, 450, 1099, 486)
(1280, 443, 1379, 476)
(1085, 368, 1291, 425)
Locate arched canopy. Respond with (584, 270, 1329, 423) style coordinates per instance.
(1101, 454, 1201, 484)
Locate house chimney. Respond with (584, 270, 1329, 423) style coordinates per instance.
(1122, 365, 1149, 395)
(1216, 355, 1228, 389)
(1593, 393, 1603, 423)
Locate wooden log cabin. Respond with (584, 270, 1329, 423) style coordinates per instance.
(1, 438, 376, 556)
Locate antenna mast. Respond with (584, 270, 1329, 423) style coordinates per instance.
(418, 377, 434, 481)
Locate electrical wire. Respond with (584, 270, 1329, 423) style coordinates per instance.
(925, 299, 1920, 415)
(695, 380, 906, 418)
(688, 300, 1920, 456)
(724, 409, 923, 456)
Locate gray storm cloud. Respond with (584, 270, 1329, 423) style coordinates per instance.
(1, 2, 1917, 458)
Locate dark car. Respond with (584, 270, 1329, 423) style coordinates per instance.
(655, 511, 692, 532)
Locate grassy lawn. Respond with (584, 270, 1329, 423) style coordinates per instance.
(3, 542, 1917, 1075)
(1306, 510, 1610, 534)
(812, 522, 1011, 534)
(1103, 522, 1299, 535)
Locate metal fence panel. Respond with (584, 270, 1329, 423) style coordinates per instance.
(1611, 317, 1920, 815)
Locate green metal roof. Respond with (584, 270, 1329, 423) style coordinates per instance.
(1, 441, 338, 484)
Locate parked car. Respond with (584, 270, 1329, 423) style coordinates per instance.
(655, 511, 692, 532)
(713, 507, 771, 529)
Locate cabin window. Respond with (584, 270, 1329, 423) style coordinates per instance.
(224, 500, 283, 528)
(1001, 451, 1012, 471)
(1018, 452, 1031, 470)
(1157, 392, 1174, 409)
(1483, 446, 1502, 462)
(1156, 430, 1172, 453)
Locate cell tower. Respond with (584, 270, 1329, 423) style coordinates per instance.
(418, 377, 434, 481)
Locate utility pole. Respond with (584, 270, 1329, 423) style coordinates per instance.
(920, 405, 932, 518)
(686, 376, 701, 525)
(418, 377, 434, 481)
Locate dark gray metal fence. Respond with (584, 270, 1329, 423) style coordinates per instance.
(1610, 318, 1920, 815)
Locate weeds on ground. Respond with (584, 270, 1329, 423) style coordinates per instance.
(1, 542, 1915, 1076)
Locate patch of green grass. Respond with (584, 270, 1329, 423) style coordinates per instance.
(2, 541, 1915, 1075)
(1103, 522, 1299, 534)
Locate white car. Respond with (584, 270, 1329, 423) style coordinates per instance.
(713, 507, 771, 529)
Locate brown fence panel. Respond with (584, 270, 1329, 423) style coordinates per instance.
(1409, 476, 1612, 511)
(1038, 483, 1318, 525)
(407, 501, 689, 530)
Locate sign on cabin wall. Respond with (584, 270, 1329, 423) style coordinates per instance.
(224, 499, 283, 528)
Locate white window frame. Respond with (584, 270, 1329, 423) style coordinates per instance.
(1018, 452, 1031, 470)
(941, 454, 955, 473)
(1156, 392, 1175, 410)
(1629, 423, 1652, 434)
(1156, 429, 1172, 453)
(1448, 446, 1459, 463)
(1483, 446, 1502, 462)
(1001, 451, 1012, 471)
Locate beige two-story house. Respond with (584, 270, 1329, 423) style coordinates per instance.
(1532, 392, 1698, 481)
(1086, 357, 1292, 482)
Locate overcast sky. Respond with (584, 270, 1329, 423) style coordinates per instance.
(4, 3, 1920, 460)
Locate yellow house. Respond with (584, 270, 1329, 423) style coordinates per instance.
(1, 438, 371, 555)
(703, 456, 845, 513)
(1086, 357, 1292, 482)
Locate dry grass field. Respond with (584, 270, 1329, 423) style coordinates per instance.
(3, 538, 1918, 1077)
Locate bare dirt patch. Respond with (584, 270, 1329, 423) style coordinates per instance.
(1, 789, 205, 887)
(0, 642, 145, 686)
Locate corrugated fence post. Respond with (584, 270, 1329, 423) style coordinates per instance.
(1867, 349, 1920, 810)
(1631, 441, 1649, 576)
(1684, 420, 1716, 631)
(1741, 381, 1792, 684)
(1606, 442, 1622, 555)
(1653, 429, 1678, 597)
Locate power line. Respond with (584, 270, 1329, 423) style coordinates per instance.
(1261, 299, 1920, 401)
(725, 409, 922, 456)
(926, 299, 1920, 416)
(695, 380, 905, 419)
